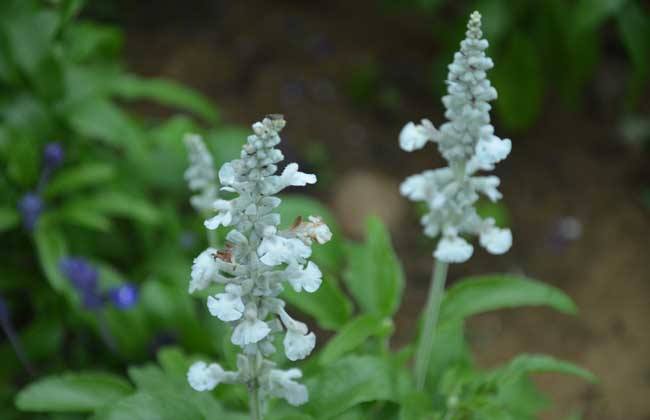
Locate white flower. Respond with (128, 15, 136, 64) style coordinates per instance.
(258, 235, 311, 266)
(480, 225, 512, 254)
(284, 328, 316, 361)
(286, 261, 322, 293)
(187, 361, 224, 392)
(204, 199, 233, 229)
(266, 369, 308, 406)
(189, 248, 218, 293)
(219, 162, 236, 186)
(293, 216, 333, 245)
(400, 121, 436, 151)
(472, 176, 501, 202)
(434, 236, 474, 263)
(207, 284, 245, 321)
(470, 135, 511, 171)
(280, 163, 316, 187)
(231, 317, 271, 346)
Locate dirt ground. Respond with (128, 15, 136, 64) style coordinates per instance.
(119, 1, 650, 418)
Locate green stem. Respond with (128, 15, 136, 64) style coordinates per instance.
(248, 380, 262, 420)
(414, 259, 449, 390)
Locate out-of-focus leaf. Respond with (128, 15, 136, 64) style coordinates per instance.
(318, 314, 393, 365)
(62, 22, 122, 62)
(15, 372, 132, 412)
(65, 98, 142, 148)
(45, 163, 116, 197)
(82, 191, 161, 225)
(492, 33, 543, 131)
(0, 207, 19, 232)
(33, 224, 70, 294)
(617, 2, 650, 100)
(440, 275, 577, 323)
(343, 217, 404, 317)
(574, 0, 626, 32)
(204, 126, 249, 168)
(494, 354, 597, 384)
(305, 355, 398, 419)
(110, 74, 219, 123)
(92, 392, 203, 420)
(50, 203, 112, 232)
(59, 0, 86, 24)
(283, 274, 352, 331)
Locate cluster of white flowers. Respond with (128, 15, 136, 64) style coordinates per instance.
(399, 11, 512, 263)
(184, 134, 219, 213)
(186, 115, 332, 407)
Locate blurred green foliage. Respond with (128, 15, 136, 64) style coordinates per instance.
(383, 0, 650, 131)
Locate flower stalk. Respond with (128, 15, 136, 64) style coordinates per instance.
(414, 259, 448, 390)
(399, 11, 513, 390)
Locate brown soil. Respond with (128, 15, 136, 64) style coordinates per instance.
(120, 1, 650, 418)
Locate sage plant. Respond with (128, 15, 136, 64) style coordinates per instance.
(186, 115, 332, 419)
(400, 11, 512, 389)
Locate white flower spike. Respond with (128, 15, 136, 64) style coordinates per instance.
(185, 115, 332, 408)
(184, 134, 218, 214)
(400, 11, 512, 263)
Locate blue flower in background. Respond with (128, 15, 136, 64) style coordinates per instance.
(60, 257, 103, 310)
(107, 283, 139, 310)
(18, 193, 43, 231)
(43, 142, 64, 169)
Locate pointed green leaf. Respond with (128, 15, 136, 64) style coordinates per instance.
(0, 207, 19, 232)
(440, 275, 577, 323)
(343, 217, 404, 317)
(319, 314, 392, 365)
(45, 163, 115, 197)
(495, 354, 597, 384)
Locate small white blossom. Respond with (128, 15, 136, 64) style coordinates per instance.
(207, 284, 245, 321)
(264, 369, 308, 406)
(399, 11, 512, 263)
(434, 236, 474, 263)
(204, 199, 233, 230)
(479, 225, 512, 254)
(189, 248, 219, 293)
(258, 235, 311, 266)
(280, 163, 317, 187)
(187, 361, 224, 392)
(286, 261, 322, 293)
(232, 314, 271, 346)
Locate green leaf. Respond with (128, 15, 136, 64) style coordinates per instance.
(440, 275, 577, 322)
(617, 2, 650, 100)
(50, 204, 112, 232)
(65, 98, 142, 148)
(82, 191, 161, 225)
(494, 354, 597, 384)
(319, 314, 392, 365)
(45, 163, 116, 197)
(282, 273, 352, 331)
(33, 224, 70, 294)
(343, 217, 404, 317)
(305, 355, 398, 419)
(15, 372, 132, 412)
(492, 33, 544, 131)
(574, 0, 626, 32)
(92, 391, 203, 420)
(0, 207, 20, 232)
(110, 74, 219, 123)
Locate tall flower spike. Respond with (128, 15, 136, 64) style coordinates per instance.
(184, 134, 219, 214)
(399, 11, 512, 263)
(186, 115, 332, 411)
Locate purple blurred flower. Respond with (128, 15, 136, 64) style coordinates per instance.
(0, 295, 8, 321)
(60, 257, 104, 309)
(60, 257, 98, 290)
(18, 193, 43, 231)
(107, 283, 139, 310)
(43, 142, 64, 169)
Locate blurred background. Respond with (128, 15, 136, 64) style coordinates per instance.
(1, 0, 649, 419)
